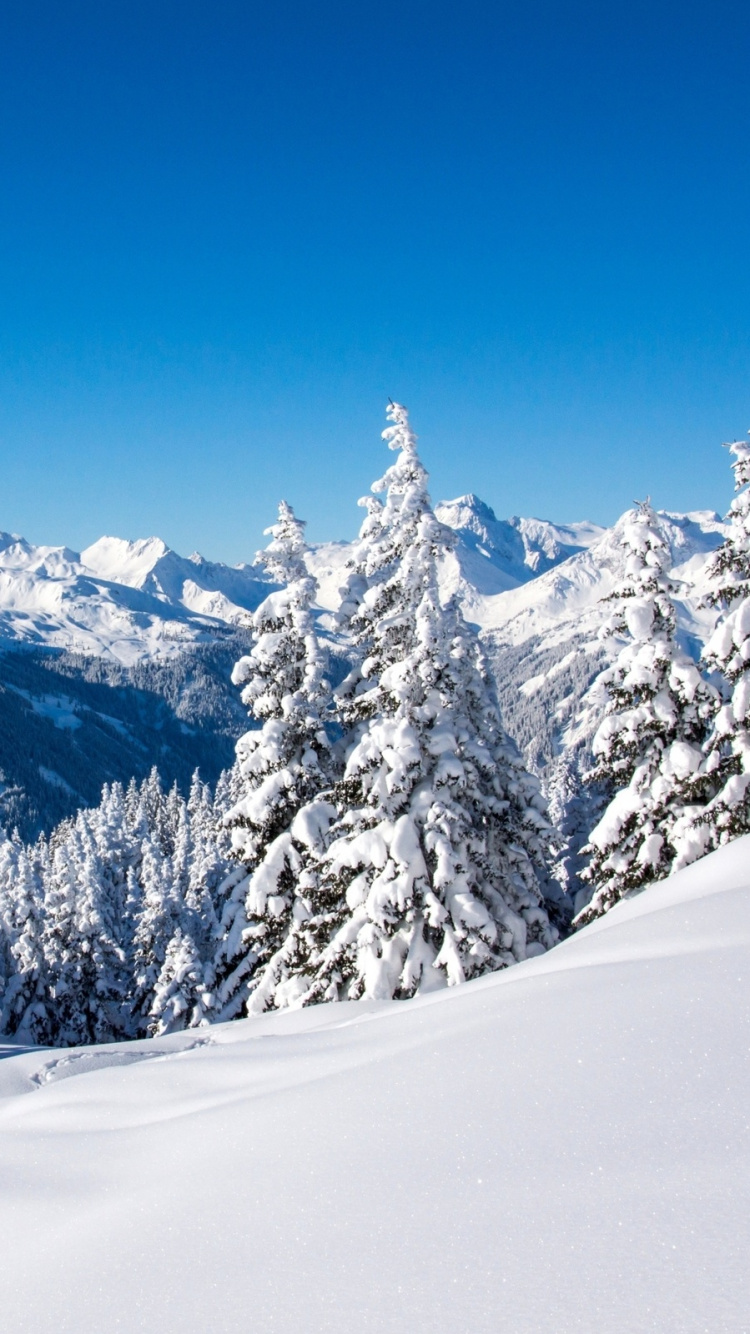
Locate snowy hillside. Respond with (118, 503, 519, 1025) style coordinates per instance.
(0, 836, 747, 1333)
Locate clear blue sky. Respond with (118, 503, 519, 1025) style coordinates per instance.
(1, 1, 749, 563)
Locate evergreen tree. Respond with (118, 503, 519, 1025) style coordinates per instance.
(676, 435, 750, 853)
(148, 787, 225, 1034)
(248, 403, 557, 1009)
(213, 502, 333, 1018)
(0, 842, 50, 1041)
(148, 927, 210, 1036)
(576, 501, 717, 926)
(0, 830, 17, 1018)
(129, 837, 182, 1035)
(43, 816, 130, 1044)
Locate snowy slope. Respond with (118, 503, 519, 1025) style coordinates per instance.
(0, 836, 747, 1333)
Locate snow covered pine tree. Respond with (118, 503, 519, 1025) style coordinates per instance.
(270, 402, 557, 1006)
(576, 500, 717, 926)
(213, 501, 333, 1017)
(685, 434, 750, 850)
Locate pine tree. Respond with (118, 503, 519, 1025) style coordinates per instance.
(213, 501, 333, 1018)
(129, 837, 183, 1035)
(675, 434, 750, 854)
(148, 787, 225, 1035)
(256, 402, 557, 1008)
(148, 927, 210, 1036)
(43, 817, 130, 1045)
(576, 501, 717, 926)
(0, 831, 16, 1021)
(0, 842, 50, 1041)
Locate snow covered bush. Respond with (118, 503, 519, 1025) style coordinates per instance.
(576, 501, 717, 925)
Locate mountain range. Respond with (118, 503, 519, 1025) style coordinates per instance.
(0, 497, 727, 842)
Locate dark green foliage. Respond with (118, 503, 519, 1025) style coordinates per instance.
(0, 638, 252, 840)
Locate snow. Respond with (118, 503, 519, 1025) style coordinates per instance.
(6, 685, 82, 729)
(0, 835, 747, 1332)
(0, 504, 725, 667)
(468, 509, 725, 646)
(0, 530, 271, 664)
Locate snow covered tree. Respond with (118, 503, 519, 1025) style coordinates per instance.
(576, 501, 717, 926)
(129, 837, 183, 1034)
(678, 435, 750, 852)
(213, 501, 333, 1018)
(148, 926, 208, 1035)
(0, 841, 50, 1041)
(0, 831, 17, 1021)
(147, 788, 225, 1035)
(43, 816, 130, 1045)
(255, 402, 557, 1008)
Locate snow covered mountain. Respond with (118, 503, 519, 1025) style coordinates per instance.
(0, 531, 268, 664)
(307, 495, 606, 610)
(1, 835, 747, 1332)
(0, 500, 724, 666)
(434, 494, 605, 592)
(0, 500, 727, 841)
(476, 509, 726, 767)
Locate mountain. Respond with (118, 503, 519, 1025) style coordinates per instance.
(81, 536, 269, 635)
(0, 501, 727, 844)
(0, 835, 747, 1332)
(434, 493, 605, 593)
(0, 531, 269, 664)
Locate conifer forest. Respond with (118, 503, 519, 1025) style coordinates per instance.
(3, 403, 750, 1045)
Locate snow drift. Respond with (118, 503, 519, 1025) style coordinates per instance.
(0, 835, 747, 1333)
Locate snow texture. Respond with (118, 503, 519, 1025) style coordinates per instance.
(0, 835, 746, 1332)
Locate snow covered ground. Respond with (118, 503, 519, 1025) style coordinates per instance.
(0, 837, 748, 1332)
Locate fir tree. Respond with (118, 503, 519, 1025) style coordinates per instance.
(254, 403, 557, 1007)
(148, 926, 208, 1036)
(676, 435, 750, 854)
(148, 786, 224, 1034)
(576, 501, 717, 925)
(43, 817, 130, 1045)
(129, 838, 182, 1035)
(214, 501, 333, 1018)
(0, 842, 50, 1041)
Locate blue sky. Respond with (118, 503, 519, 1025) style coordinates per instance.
(1, 0, 749, 563)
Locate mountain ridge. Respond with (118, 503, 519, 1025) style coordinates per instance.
(0, 497, 728, 843)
